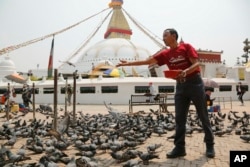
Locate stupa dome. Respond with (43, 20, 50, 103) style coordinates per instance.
(0, 56, 16, 80)
(60, 38, 152, 76)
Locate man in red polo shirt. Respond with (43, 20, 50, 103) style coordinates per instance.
(116, 28, 215, 158)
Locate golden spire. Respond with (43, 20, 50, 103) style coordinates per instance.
(105, 0, 132, 39)
(109, 0, 123, 8)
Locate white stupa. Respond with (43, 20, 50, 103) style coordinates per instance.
(0, 56, 17, 81)
(59, 0, 154, 77)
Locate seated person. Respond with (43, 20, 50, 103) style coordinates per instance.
(205, 88, 215, 106)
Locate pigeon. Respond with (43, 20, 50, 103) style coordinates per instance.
(240, 135, 250, 142)
(35, 155, 49, 167)
(153, 126, 167, 136)
(5, 149, 22, 165)
(75, 156, 91, 167)
(57, 112, 70, 135)
(149, 108, 159, 115)
(4, 133, 17, 147)
(110, 151, 134, 163)
(45, 145, 56, 154)
(242, 127, 250, 135)
(0, 144, 7, 165)
(214, 130, 227, 137)
(217, 111, 226, 119)
(86, 161, 99, 167)
(76, 150, 96, 158)
(125, 149, 141, 159)
(104, 101, 126, 120)
(235, 129, 242, 135)
(147, 143, 162, 153)
(100, 142, 110, 152)
(16, 144, 27, 160)
(138, 151, 159, 165)
(47, 129, 66, 142)
(26, 144, 44, 154)
(66, 156, 76, 167)
(231, 111, 242, 119)
(123, 159, 142, 167)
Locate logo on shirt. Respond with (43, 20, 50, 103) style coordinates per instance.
(169, 55, 186, 63)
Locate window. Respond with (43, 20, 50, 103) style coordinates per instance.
(61, 87, 66, 94)
(13, 88, 23, 94)
(219, 85, 232, 92)
(240, 85, 249, 92)
(134, 86, 148, 94)
(43, 87, 54, 94)
(80, 86, 95, 93)
(101, 86, 118, 93)
(211, 88, 215, 92)
(0, 88, 7, 94)
(158, 86, 175, 93)
(29, 88, 39, 94)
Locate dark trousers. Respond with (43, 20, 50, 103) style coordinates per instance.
(23, 98, 32, 107)
(238, 93, 244, 104)
(174, 74, 214, 150)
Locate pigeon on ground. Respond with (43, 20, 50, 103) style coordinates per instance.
(240, 135, 250, 142)
(123, 159, 142, 167)
(104, 101, 126, 120)
(5, 149, 22, 165)
(4, 133, 17, 148)
(47, 129, 66, 143)
(147, 143, 162, 153)
(65, 156, 76, 167)
(138, 151, 159, 165)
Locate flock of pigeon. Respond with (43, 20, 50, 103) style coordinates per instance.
(0, 102, 249, 167)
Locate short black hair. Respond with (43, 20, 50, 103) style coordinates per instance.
(164, 28, 178, 40)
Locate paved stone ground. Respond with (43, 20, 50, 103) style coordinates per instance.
(74, 100, 250, 167)
(0, 100, 249, 167)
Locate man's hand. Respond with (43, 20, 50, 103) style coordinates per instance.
(176, 70, 185, 80)
(116, 60, 128, 67)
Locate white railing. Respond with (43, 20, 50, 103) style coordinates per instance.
(214, 96, 232, 109)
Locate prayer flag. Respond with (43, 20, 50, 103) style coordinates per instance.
(47, 37, 54, 78)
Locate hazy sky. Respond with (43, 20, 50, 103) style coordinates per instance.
(0, 0, 249, 72)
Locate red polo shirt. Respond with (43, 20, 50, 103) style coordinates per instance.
(153, 43, 200, 75)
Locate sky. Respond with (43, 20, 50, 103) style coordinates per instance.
(0, 0, 249, 72)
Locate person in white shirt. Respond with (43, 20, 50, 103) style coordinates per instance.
(149, 82, 155, 102)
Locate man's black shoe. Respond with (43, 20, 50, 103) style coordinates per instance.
(206, 146, 215, 158)
(166, 149, 186, 158)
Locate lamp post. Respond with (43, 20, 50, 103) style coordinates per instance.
(72, 70, 77, 126)
(32, 83, 35, 120)
(65, 77, 68, 114)
(53, 69, 58, 130)
(6, 83, 10, 120)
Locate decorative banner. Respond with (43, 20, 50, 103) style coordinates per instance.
(47, 37, 54, 78)
(238, 68, 245, 80)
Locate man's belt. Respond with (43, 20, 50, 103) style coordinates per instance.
(176, 72, 200, 83)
